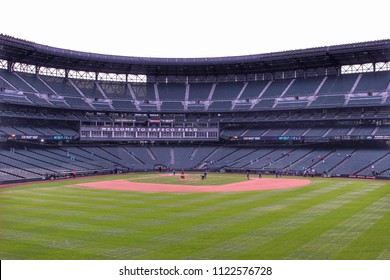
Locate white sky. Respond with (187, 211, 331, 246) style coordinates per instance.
(1, 0, 389, 58)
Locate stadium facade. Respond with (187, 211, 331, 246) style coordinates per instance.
(0, 34, 389, 183)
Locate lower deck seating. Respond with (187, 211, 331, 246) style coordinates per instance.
(0, 144, 389, 182)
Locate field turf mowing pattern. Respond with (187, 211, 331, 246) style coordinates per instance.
(0, 173, 389, 260)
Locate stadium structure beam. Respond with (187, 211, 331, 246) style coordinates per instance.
(1, 34, 389, 78)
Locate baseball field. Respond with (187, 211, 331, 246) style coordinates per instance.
(0, 172, 389, 260)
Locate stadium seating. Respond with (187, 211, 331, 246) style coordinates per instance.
(16, 72, 55, 95)
(1, 143, 390, 182)
(309, 95, 346, 108)
(1, 36, 389, 183)
(260, 79, 292, 98)
(358, 152, 390, 176)
(0, 70, 36, 92)
(161, 101, 184, 111)
(210, 147, 258, 169)
(240, 81, 271, 100)
(98, 82, 132, 100)
(158, 83, 186, 101)
(1, 70, 389, 113)
(110, 100, 133, 110)
(72, 80, 106, 99)
(333, 149, 388, 175)
(283, 76, 325, 97)
(317, 74, 360, 95)
(188, 83, 213, 101)
(227, 147, 276, 169)
(354, 71, 390, 93)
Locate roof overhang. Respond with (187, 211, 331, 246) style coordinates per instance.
(1, 34, 389, 76)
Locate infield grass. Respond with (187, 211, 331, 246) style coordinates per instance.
(0, 173, 389, 260)
(131, 172, 246, 185)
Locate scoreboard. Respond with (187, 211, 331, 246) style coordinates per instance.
(79, 113, 219, 141)
(2, 112, 220, 143)
(80, 125, 219, 141)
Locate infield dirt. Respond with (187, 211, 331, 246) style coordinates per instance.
(76, 177, 311, 193)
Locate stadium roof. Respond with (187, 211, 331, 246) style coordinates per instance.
(1, 34, 390, 76)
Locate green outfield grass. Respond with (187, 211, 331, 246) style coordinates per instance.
(0, 173, 389, 260)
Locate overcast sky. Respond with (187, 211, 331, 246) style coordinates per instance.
(1, 0, 389, 58)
